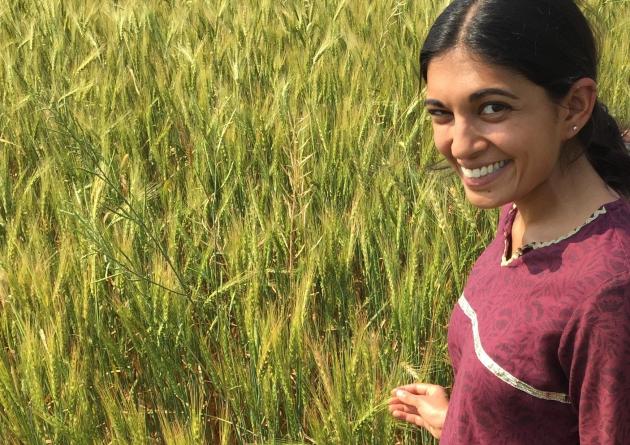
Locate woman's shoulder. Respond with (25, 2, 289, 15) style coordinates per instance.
(604, 196, 630, 226)
(566, 197, 630, 287)
(603, 197, 630, 251)
(602, 197, 630, 270)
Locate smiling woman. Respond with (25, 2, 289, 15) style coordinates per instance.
(424, 47, 597, 211)
(388, 0, 630, 443)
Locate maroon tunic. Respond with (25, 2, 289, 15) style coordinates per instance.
(441, 198, 630, 444)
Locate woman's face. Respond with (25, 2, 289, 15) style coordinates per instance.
(425, 47, 568, 209)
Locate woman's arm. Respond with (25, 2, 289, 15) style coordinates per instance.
(558, 273, 630, 443)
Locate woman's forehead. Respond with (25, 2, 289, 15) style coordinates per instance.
(426, 48, 533, 100)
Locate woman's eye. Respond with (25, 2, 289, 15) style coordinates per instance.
(480, 103, 510, 115)
(427, 109, 452, 120)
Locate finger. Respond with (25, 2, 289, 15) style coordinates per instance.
(388, 403, 407, 412)
(391, 384, 423, 393)
(388, 402, 412, 411)
(387, 397, 417, 410)
(396, 383, 433, 395)
(392, 410, 428, 429)
(413, 383, 433, 394)
(395, 389, 419, 404)
(388, 403, 420, 416)
(391, 384, 420, 395)
(395, 390, 435, 414)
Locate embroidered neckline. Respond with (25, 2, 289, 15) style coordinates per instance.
(501, 201, 615, 266)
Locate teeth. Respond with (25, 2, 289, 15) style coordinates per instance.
(461, 160, 507, 178)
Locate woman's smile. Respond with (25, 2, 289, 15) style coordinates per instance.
(460, 159, 512, 189)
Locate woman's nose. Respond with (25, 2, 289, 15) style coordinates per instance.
(450, 119, 488, 159)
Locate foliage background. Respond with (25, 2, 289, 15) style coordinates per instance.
(0, 0, 628, 443)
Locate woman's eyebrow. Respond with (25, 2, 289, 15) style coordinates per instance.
(469, 88, 519, 101)
(424, 99, 445, 107)
(424, 89, 519, 107)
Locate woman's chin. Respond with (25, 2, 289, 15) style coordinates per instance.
(463, 189, 512, 209)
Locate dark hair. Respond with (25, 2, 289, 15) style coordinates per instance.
(420, 0, 630, 197)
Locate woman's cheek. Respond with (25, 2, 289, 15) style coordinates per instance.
(433, 131, 453, 160)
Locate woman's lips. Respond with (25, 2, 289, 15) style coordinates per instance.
(461, 160, 512, 188)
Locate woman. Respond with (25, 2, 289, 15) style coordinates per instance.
(388, 0, 630, 443)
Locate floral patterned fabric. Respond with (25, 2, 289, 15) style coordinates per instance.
(440, 198, 630, 444)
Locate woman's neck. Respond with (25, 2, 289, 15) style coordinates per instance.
(511, 155, 619, 249)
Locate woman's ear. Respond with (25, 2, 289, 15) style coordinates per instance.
(561, 77, 597, 140)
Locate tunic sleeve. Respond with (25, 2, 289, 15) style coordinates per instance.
(558, 273, 630, 443)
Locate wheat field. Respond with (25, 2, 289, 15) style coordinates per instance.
(0, 0, 628, 443)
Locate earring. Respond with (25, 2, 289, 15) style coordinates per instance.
(572, 125, 578, 132)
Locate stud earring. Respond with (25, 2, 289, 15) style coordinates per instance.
(572, 125, 578, 132)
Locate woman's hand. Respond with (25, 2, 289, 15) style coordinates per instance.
(388, 383, 449, 439)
